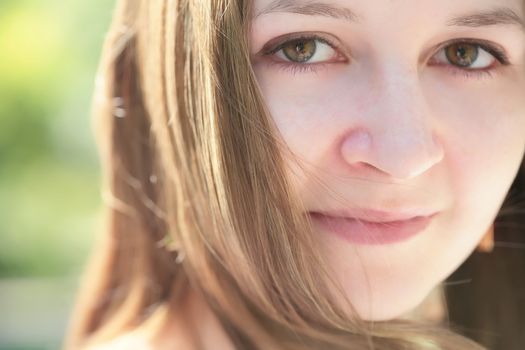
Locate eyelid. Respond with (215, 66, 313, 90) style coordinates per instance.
(257, 31, 348, 58)
(430, 37, 510, 65)
(255, 33, 512, 81)
(258, 34, 510, 66)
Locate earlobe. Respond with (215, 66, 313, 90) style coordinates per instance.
(476, 222, 494, 253)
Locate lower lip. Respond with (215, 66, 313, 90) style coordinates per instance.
(309, 212, 437, 245)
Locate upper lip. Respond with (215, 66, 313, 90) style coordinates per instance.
(309, 207, 437, 223)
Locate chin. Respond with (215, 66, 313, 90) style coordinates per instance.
(343, 282, 437, 322)
(354, 306, 409, 322)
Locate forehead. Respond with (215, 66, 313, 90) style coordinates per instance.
(249, 0, 525, 45)
(251, 0, 525, 22)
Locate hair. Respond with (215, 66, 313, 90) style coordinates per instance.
(63, 0, 525, 349)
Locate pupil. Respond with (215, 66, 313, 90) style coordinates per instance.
(283, 39, 316, 62)
(445, 43, 478, 67)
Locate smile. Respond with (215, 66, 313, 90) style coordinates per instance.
(308, 212, 438, 245)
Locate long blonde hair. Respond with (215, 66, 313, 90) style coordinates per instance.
(64, 0, 522, 348)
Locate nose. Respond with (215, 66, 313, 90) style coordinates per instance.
(340, 70, 444, 181)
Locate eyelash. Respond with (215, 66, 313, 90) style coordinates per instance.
(260, 34, 511, 79)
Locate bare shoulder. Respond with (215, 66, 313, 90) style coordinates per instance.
(82, 333, 153, 350)
(82, 313, 196, 350)
(81, 290, 205, 350)
(82, 330, 194, 350)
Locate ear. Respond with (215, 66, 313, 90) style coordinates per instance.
(476, 223, 494, 253)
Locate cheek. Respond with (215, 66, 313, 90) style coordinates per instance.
(253, 66, 358, 159)
(253, 65, 525, 320)
(431, 82, 525, 252)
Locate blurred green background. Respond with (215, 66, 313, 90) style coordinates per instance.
(0, 0, 114, 348)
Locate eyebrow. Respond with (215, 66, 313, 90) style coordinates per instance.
(254, 0, 360, 22)
(253, 0, 525, 32)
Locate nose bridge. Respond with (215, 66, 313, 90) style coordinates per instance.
(341, 64, 444, 180)
(377, 65, 430, 146)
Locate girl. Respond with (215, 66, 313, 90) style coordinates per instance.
(65, 0, 525, 349)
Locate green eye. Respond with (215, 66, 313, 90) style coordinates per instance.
(282, 39, 317, 63)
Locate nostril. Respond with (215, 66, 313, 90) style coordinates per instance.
(353, 162, 374, 170)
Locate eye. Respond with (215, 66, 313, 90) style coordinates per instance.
(258, 34, 347, 74)
(257, 35, 510, 78)
(274, 37, 339, 63)
(429, 40, 510, 78)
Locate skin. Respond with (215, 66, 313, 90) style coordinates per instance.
(94, 1, 525, 348)
(250, 0, 525, 321)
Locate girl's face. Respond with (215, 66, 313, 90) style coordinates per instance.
(250, 0, 525, 321)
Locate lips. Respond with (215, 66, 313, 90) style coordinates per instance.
(310, 207, 436, 223)
(308, 209, 438, 245)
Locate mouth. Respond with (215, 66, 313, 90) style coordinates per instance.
(308, 211, 438, 245)
(310, 207, 436, 222)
